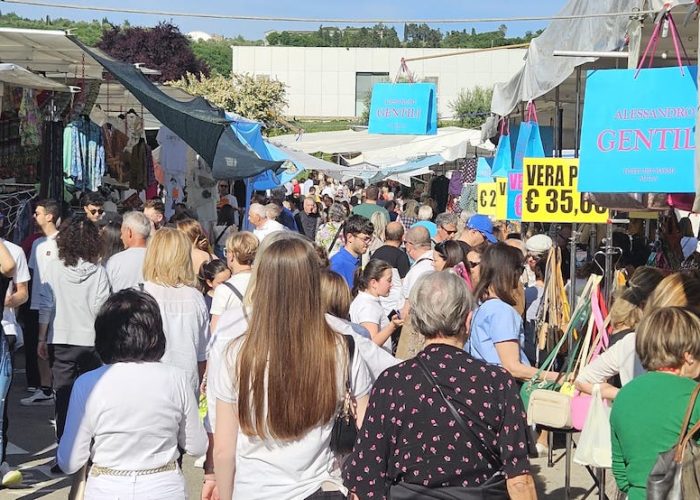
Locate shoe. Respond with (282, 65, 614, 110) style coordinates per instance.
(26, 386, 38, 393)
(49, 463, 63, 475)
(20, 389, 54, 406)
(535, 442, 549, 457)
(0, 462, 22, 488)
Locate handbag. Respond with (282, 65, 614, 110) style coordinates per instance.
(329, 335, 357, 455)
(573, 384, 612, 468)
(388, 357, 508, 500)
(647, 384, 700, 500)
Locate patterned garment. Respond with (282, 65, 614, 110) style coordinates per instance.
(62, 118, 105, 192)
(18, 89, 41, 148)
(343, 344, 532, 499)
(315, 221, 345, 257)
(459, 184, 478, 213)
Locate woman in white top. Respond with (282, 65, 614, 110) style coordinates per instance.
(350, 259, 404, 353)
(212, 237, 371, 500)
(574, 268, 673, 400)
(209, 231, 258, 334)
(57, 289, 207, 499)
(142, 228, 209, 394)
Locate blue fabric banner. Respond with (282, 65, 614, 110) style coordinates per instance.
(579, 66, 698, 193)
(368, 83, 438, 135)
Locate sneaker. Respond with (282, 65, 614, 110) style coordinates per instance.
(20, 389, 54, 406)
(0, 462, 22, 488)
(26, 386, 38, 393)
(49, 462, 63, 475)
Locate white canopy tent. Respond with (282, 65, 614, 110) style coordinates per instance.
(0, 63, 70, 92)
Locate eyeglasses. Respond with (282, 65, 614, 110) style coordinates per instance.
(88, 208, 105, 216)
(440, 225, 457, 236)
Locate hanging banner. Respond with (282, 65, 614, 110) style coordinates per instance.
(506, 170, 523, 220)
(368, 83, 438, 135)
(579, 66, 698, 193)
(522, 158, 609, 223)
(477, 179, 507, 219)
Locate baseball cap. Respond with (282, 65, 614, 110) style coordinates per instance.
(466, 214, 497, 243)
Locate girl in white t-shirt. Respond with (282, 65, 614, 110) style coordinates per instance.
(350, 259, 404, 352)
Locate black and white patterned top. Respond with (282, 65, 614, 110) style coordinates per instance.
(343, 344, 532, 499)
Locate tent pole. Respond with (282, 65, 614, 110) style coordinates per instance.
(694, 14, 700, 212)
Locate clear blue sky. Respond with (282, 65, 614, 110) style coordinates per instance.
(2, 0, 569, 39)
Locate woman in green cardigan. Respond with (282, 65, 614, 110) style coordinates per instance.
(610, 306, 700, 500)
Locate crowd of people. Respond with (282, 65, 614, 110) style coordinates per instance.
(0, 173, 697, 500)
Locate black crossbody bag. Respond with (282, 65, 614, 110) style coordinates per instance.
(388, 356, 508, 500)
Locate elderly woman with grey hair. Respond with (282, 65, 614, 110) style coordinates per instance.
(315, 202, 348, 257)
(343, 271, 537, 500)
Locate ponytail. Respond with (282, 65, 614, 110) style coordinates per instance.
(352, 259, 392, 297)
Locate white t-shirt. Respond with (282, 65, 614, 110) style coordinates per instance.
(302, 179, 314, 196)
(210, 313, 371, 500)
(57, 362, 207, 475)
(156, 127, 187, 177)
(29, 232, 58, 310)
(143, 282, 209, 394)
(2, 240, 30, 338)
(105, 247, 147, 293)
(350, 291, 391, 352)
(210, 272, 251, 316)
(253, 219, 286, 242)
(401, 250, 434, 306)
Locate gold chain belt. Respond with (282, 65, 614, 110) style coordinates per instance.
(90, 461, 177, 477)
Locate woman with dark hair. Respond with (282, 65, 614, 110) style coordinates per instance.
(212, 237, 372, 499)
(433, 240, 469, 271)
(197, 260, 231, 312)
(57, 290, 207, 499)
(350, 259, 404, 352)
(37, 217, 110, 445)
(468, 242, 558, 382)
(99, 220, 124, 264)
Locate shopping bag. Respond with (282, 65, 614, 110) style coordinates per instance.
(573, 384, 612, 468)
(513, 121, 545, 171)
(491, 133, 512, 178)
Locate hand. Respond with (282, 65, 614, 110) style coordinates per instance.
(37, 341, 49, 360)
(201, 475, 219, 500)
(200, 378, 208, 396)
(391, 317, 405, 328)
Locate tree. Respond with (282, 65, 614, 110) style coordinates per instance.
(191, 39, 232, 76)
(169, 72, 288, 127)
(449, 86, 493, 128)
(98, 22, 209, 82)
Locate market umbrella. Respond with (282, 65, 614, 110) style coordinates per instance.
(69, 38, 283, 180)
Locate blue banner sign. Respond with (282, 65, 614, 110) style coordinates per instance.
(579, 66, 698, 193)
(368, 83, 438, 135)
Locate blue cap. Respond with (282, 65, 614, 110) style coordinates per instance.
(466, 214, 497, 243)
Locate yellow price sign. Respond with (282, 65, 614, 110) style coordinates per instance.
(522, 158, 609, 223)
(477, 179, 507, 220)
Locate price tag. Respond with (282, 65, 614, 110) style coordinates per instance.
(522, 158, 609, 223)
(477, 179, 507, 219)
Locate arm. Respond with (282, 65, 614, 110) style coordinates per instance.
(5, 281, 28, 309)
(214, 400, 239, 500)
(179, 379, 208, 457)
(210, 314, 220, 335)
(611, 421, 630, 493)
(575, 339, 631, 400)
(506, 474, 537, 500)
(0, 240, 16, 278)
(361, 317, 402, 348)
(494, 341, 558, 382)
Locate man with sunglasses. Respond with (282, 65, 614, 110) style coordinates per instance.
(81, 192, 106, 223)
(434, 213, 459, 244)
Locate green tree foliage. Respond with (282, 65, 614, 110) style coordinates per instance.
(403, 23, 442, 48)
(449, 86, 493, 128)
(0, 11, 113, 45)
(191, 39, 232, 76)
(266, 24, 401, 48)
(169, 72, 288, 126)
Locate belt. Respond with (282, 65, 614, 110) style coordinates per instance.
(90, 461, 177, 477)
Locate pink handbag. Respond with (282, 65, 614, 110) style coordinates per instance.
(571, 288, 609, 431)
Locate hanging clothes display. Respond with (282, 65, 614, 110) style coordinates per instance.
(62, 117, 105, 192)
(430, 174, 450, 213)
(122, 138, 150, 191)
(102, 124, 128, 182)
(124, 110, 144, 152)
(185, 148, 217, 229)
(157, 126, 188, 219)
(18, 89, 41, 148)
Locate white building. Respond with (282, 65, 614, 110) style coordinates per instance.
(231, 46, 528, 120)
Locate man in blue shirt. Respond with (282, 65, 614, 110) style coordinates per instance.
(330, 215, 374, 289)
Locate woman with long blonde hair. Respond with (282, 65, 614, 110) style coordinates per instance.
(212, 237, 371, 500)
(143, 228, 209, 394)
(176, 218, 216, 275)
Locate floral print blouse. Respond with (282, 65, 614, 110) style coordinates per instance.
(343, 344, 532, 499)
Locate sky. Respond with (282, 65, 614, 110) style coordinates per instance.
(2, 0, 570, 40)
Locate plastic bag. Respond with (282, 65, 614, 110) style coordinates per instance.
(574, 384, 612, 468)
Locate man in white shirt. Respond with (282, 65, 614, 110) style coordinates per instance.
(106, 211, 151, 293)
(248, 203, 285, 242)
(400, 226, 434, 318)
(22, 199, 59, 406)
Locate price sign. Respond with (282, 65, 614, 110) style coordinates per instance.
(477, 179, 507, 219)
(522, 158, 609, 223)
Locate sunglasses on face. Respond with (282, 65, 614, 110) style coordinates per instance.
(440, 226, 457, 235)
(468, 260, 480, 267)
(88, 208, 105, 216)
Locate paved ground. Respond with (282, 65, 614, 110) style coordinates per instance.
(3, 352, 608, 499)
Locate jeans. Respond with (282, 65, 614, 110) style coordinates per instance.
(0, 334, 12, 463)
(49, 344, 101, 441)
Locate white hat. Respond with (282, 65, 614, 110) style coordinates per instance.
(526, 234, 554, 255)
